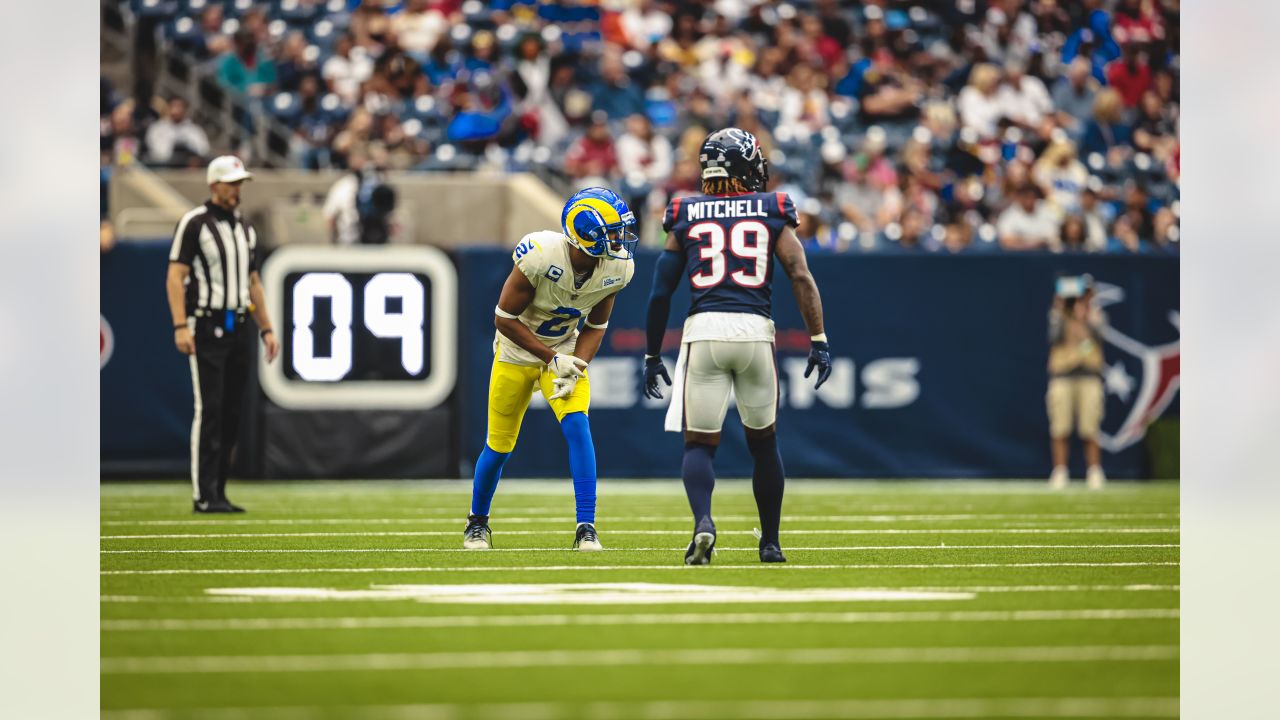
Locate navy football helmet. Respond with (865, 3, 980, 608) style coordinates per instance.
(699, 127, 769, 192)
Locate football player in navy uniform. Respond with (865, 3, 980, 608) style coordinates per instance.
(643, 128, 831, 565)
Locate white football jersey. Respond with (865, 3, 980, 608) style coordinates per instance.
(494, 230, 635, 366)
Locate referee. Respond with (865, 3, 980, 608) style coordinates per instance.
(165, 156, 279, 513)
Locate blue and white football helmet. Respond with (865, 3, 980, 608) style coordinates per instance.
(560, 187, 639, 260)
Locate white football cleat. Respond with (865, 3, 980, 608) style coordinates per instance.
(1086, 466, 1107, 490)
(462, 515, 492, 549)
(573, 522, 603, 551)
(1048, 466, 1069, 490)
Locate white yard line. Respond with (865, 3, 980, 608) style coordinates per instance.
(101, 527, 1179, 539)
(100, 561, 1179, 576)
(99, 608, 1179, 632)
(99, 585, 1179, 603)
(100, 544, 1180, 555)
(100, 513, 1177, 526)
(98, 696, 1180, 720)
(99, 645, 1178, 675)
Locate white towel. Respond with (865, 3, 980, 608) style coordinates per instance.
(663, 341, 692, 433)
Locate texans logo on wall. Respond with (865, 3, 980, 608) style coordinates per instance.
(1093, 283, 1180, 453)
(100, 314, 114, 370)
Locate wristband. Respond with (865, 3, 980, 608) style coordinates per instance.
(585, 320, 608, 330)
(260, 328, 274, 339)
(174, 323, 188, 330)
(494, 305, 519, 320)
(810, 333, 828, 343)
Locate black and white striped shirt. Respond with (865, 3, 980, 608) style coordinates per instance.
(169, 201, 260, 314)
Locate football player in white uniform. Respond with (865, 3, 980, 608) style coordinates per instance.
(463, 188, 637, 552)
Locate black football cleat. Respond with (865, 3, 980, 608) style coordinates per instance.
(684, 517, 716, 565)
(193, 499, 237, 514)
(221, 498, 247, 513)
(759, 540, 787, 563)
(463, 514, 492, 549)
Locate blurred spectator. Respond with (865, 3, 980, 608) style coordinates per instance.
(997, 184, 1059, 251)
(1132, 90, 1178, 162)
(616, 113, 672, 187)
(591, 51, 646, 120)
(323, 147, 390, 245)
(323, 34, 375, 106)
(392, 0, 448, 59)
(145, 97, 210, 167)
(957, 64, 1005, 139)
(351, 0, 394, 54)
(564, 112, 619, 187)
(199, 4, 232, 58)
(999, 59, 1053, 135)
(1081, 88, 1132, 158)
(101, 98, 140, 166)
(1058, 214, 1091, 253)
(1051, 57, 1099, 137)
(100, 219, 116, 254)
(836, 127, 898, 233)
(1033, 138, 1088, 216)
(1106, 30, 1153, 107)
(217, 29, 277, 99)
(276, 32, 319, 93)
(1078, 186, 1111, 252)
(796, 197, 841, 252)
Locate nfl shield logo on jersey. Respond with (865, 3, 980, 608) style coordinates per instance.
(1092, 283, 1180, 453)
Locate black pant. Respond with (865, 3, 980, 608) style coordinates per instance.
(189, 315, 252, 503)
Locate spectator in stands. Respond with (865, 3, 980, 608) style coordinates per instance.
(1079, 184, 1111, 252)
(999, 59, 1053, 136)
(1033, 138, 1088, 216)
(1058, 214, 1090, 253)
(997, 184, 1059, 251)
(957, 63, 1005, 139)
(616, 113, 672, 187)
(591, 51, 645, 120)
(1052, 57, 1099, 138)
(1081, 88, 1132, 158)
(101, 98, 140, 166)
(777, 63, 831, 137)
(199, 3, 231, 58)
(275, 32, 318, 93)
(1047, 275, 1108, 489)
(392, 0, 448, 60)
(1106, 28, 1153, 108)
(323, 147, 390, 245)
(323, 33, 374, 106)
(145, 97, 210, 168)
(564, 112, 619, 188)
(351, 0, 394, 55)
(796, 197, 841, 252)
(1133, 89, 1178, 162)
(217, 29, 277, 99)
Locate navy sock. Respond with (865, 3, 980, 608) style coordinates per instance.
(470, 444, 510, 517)
(747, 432, 785, 545)
(681, 442, 717, 524)
(559, 412, 597, 524)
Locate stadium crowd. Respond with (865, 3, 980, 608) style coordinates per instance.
(102, 0, 1180, 254)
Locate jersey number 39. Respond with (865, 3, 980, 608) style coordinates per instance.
(688, 220, 770, 289)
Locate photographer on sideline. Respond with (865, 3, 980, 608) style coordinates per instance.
(1047, 275, 1107, 490)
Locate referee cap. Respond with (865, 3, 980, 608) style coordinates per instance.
(206, 155, 253, 185)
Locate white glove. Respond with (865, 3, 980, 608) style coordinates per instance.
(549, 375, 578, 401)
(548, 353, 587, 379)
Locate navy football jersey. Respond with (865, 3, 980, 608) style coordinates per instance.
(662, 191, 799, 318)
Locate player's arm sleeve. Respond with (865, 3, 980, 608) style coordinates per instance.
(775, 192, 799, 228)
(661, 197, 683, 234)
(644, 249, 683, 357)
(168, 212, 201, 265)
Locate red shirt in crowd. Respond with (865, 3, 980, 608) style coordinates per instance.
(1106, 60, 1152, 107)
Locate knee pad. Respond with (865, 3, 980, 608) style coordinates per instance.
(487, 432, 518, 454)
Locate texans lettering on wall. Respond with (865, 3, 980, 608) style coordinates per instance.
(1093, 283, 1180, 453)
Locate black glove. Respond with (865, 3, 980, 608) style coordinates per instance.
(643, 355, 672, 399)
(805, 340, 832, 390)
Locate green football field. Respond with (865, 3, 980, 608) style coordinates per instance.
(101, 480, 1179, 719)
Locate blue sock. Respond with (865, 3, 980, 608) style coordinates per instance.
(682, 442, 717, 524)
(559, 412, 597, 524)
(747, 433, 785, 545)
(470, 444, 510, 517)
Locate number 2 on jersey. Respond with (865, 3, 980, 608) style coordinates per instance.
(688, 220, 770, 289)
(535, 306, 582, 337)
